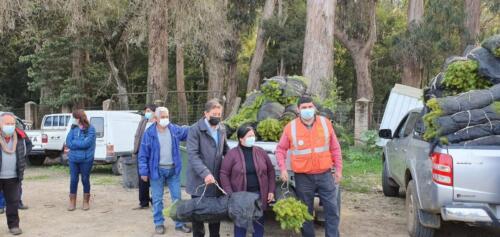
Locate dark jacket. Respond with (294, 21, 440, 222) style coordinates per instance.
(220, 146, 276, 210)
(138, 122, 189, 180)
(133, 118, 149, 155)
(0, 128, 32, 181)
(66, 125, 96, 162)
(186, 118, 229, 197)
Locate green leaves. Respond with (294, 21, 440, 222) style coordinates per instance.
(442, 60, 492, 94)
(273, 197, 313, 233)
(256, 118, 282, 141)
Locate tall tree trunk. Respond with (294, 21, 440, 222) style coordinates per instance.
(206, 51, 225, 99)
(401, 0, 424, 88)
(353, 52, 374, 100)
(278, 0, 285, 76)
(246, 0, 276, 93)
(176, 42, 188, 124)
(225, 31, 241, 118)
(303, 0, 336, 99)
(71, 47, 85, 108)
(147, 0, 169, 104)
(105, 47, 129, 110)
(464, 0, 481, 46)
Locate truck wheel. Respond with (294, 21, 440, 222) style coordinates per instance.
(112, 158, 123, 176)
(45, 150, 62, 159)
(382, 159, 400, 197)
(406, 180, 435, 237)
(28, 156, 45, 166)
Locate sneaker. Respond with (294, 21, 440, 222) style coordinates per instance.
(0, 208, 4, 214)
(18, 205, 28, 210)
(175, 224, 192, 233)
(9, 227, 22, 235)
(155, 225, 165, 235)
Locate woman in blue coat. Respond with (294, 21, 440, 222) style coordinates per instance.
(65, 109, 96, 211)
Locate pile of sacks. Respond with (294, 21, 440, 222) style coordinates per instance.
(225, 75, 334, 141)
(423, 34, 500, 146)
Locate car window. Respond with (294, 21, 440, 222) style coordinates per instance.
(400, 112, 420, 138)
(59, 116, 66, 127)
(65, 116, 71, 126)
(90, 117, 104, 138)
(53, 116, 60, 126)
(393, 115, 409, 138)
(44, 116, 53, 127)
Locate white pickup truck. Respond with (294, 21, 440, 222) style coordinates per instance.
(53, 111, 142, 175)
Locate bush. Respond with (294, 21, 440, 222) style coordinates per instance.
(442, 60, 492, 94)
(256, 118, 282, 142)
(273, 197, 313, 233)
(225, 94, 266, 130)
(261, 80, 282, 101)
(360, 130, 379, 150)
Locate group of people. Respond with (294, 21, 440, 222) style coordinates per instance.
(133, 96, 342, 237)
(0, 95, 342, 237)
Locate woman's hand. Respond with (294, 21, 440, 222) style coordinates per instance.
(267, 193, 275, 203)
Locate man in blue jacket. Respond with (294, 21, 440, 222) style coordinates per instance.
(138, 107, 191, 235)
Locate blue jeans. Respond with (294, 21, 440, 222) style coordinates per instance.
(150, 168, 183, 228)
(295, 172, 340, 237)
(0, 191, 4, 209)
(69, 160, 93, 194)
(234, 215, 265, 237)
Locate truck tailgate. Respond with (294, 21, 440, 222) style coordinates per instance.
(451, 148, 500, 204)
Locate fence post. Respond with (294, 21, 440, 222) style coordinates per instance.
(24, 101, 39, 129)
(103, 99, 113, 111)
(354, 98, 373, 146)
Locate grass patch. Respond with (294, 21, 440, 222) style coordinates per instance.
(92, 176, 118, 185)
(48, 165, 69, 173)
(24, 174, 50, 181)
(341, 147, 382, 193)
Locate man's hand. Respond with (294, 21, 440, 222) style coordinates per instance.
(204, 174, 216, 184)
(280, 170, 288, 182)
(141, 176, 148, 182)
(334, 172, 342, 184)
(267, 193, 275, 203)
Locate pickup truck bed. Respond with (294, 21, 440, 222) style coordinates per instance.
(380, 108, 500, 237)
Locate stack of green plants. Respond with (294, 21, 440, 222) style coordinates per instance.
(273, 197, 313, 233)
(442, 60, 491, 94)
(256, 118, 283, 141)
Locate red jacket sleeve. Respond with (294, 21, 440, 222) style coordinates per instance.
(329, 123, 343, 175)
(275, 126, 291, 172)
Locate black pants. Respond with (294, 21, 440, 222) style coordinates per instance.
(191, 195, 220, 237)
(137, 166, 150, 207)
(0, 178, 20, 229)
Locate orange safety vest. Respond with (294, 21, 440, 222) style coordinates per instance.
(285, 116, 333, 174)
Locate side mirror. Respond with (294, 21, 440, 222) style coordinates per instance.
(379, 129, 393, 139)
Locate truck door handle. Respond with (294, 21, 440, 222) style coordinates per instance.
(402, 149, 407, 152)
(56, 136, 60, 139)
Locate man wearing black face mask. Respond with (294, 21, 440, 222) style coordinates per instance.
(186, 99, 229, 237)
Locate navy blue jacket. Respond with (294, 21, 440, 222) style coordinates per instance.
(66, 125, 96, 162)
(138, 123, 189, 180)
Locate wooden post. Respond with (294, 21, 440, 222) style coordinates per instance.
(355, 98, 372, 145)
(24, 101, 39, 129)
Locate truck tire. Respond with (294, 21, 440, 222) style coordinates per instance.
(382, 159, 400, 197)
(406, 180, 435, 237)
(45, 150, 62, 159)
(112, 158, 123, 176)
(28, 155, 45, 166)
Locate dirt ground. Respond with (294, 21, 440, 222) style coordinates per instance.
(0, 165, 498, 237)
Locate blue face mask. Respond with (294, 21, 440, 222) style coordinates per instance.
(300, 108, 315, 120)
(144, 112, 153, 120)
(2, 125, 15, 136)
(244, 136, 256, 147)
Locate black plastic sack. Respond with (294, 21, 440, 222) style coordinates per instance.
(460, 135, 500, 146)
(241, 92, 263, 108)
(228, 192, 263, 234)
(481, 34, 500, 58)
(435, 104, 500, 136)
(467, 47, 500, 84)
(257, 102, 285, 121)
(432, 84, 500, 115)
(283, 77, 307, 97)
(173, 196, 230, 223)
(425, 73, 446, 100)
(284, 104, 299, 115)
(445, 121, 500, 144)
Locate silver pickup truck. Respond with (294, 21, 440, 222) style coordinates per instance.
(379, 108, 500, 237)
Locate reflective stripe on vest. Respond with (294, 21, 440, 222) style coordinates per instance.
(290, 116, 329, 156)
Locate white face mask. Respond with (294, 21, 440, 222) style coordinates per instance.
(244, 136, 256, 147)
(159, 118, 170, 127)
